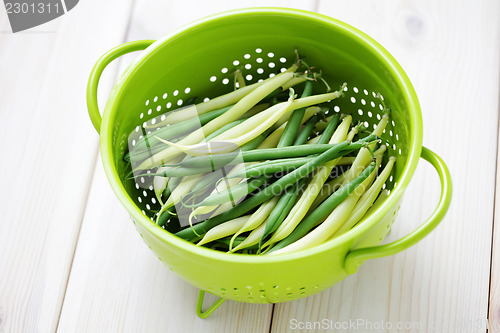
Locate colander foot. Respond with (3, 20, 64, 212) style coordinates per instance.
(196, 290, 226, 318)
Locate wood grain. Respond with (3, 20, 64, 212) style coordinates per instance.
(271, 0, 500, 332)
(0, 1, 134, 332)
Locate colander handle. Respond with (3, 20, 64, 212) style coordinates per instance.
(196, 290, 225, 319)
(344, 147, 452, 275)
(87, 40, 155, 133)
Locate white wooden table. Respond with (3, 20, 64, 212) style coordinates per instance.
(1, 1, 499, 332)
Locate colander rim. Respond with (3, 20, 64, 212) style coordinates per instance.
(100, 7, 422, 264)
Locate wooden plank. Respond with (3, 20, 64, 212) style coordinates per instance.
(125, 0, 319, 41)
(271, 0, 500, 332)
(57, 162, 274, 333)
(490, 112, 500, 330)
(0, 1, 134, 332)
(57, 1, 318, 332)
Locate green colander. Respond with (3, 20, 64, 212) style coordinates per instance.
(87, 8, 452, 318)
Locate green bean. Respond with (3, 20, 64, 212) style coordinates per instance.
(258, 179, 305, 252)
(157, 209, 174, 228)
(197, 215, 251, 246)
(281, 76, 308, 91)
(277, 75, 314, 147)
(225, 156, 355, 180)
(176, 144, 347, 169)
(314, 114, 337, 132)
(266, 161, 376, 253)
(194, 176, 267, 208)
(293, 114, 321, 145)
(202, 118, 246, 142)
(229, 220, 267, 252)
(316, 113, 341, 144)
(125, 106, 234, 164)
(175, 140, 352, 240)
(131, 105, 233, 155)
(178, 132, 267, 195)
(216, 236, 260, 251)
(156, 80, 266, 126)
(227, 158, 312, 179)
(153, 167, 169, 205)
(290, 89, 344, 110)
(224, 137, 375, 180)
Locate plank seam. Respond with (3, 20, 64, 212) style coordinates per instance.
(54, 146, 99, 333)
(313, 0, 320, 12)
(486, 60, 500, 333)
(268, 304, 276, 333)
